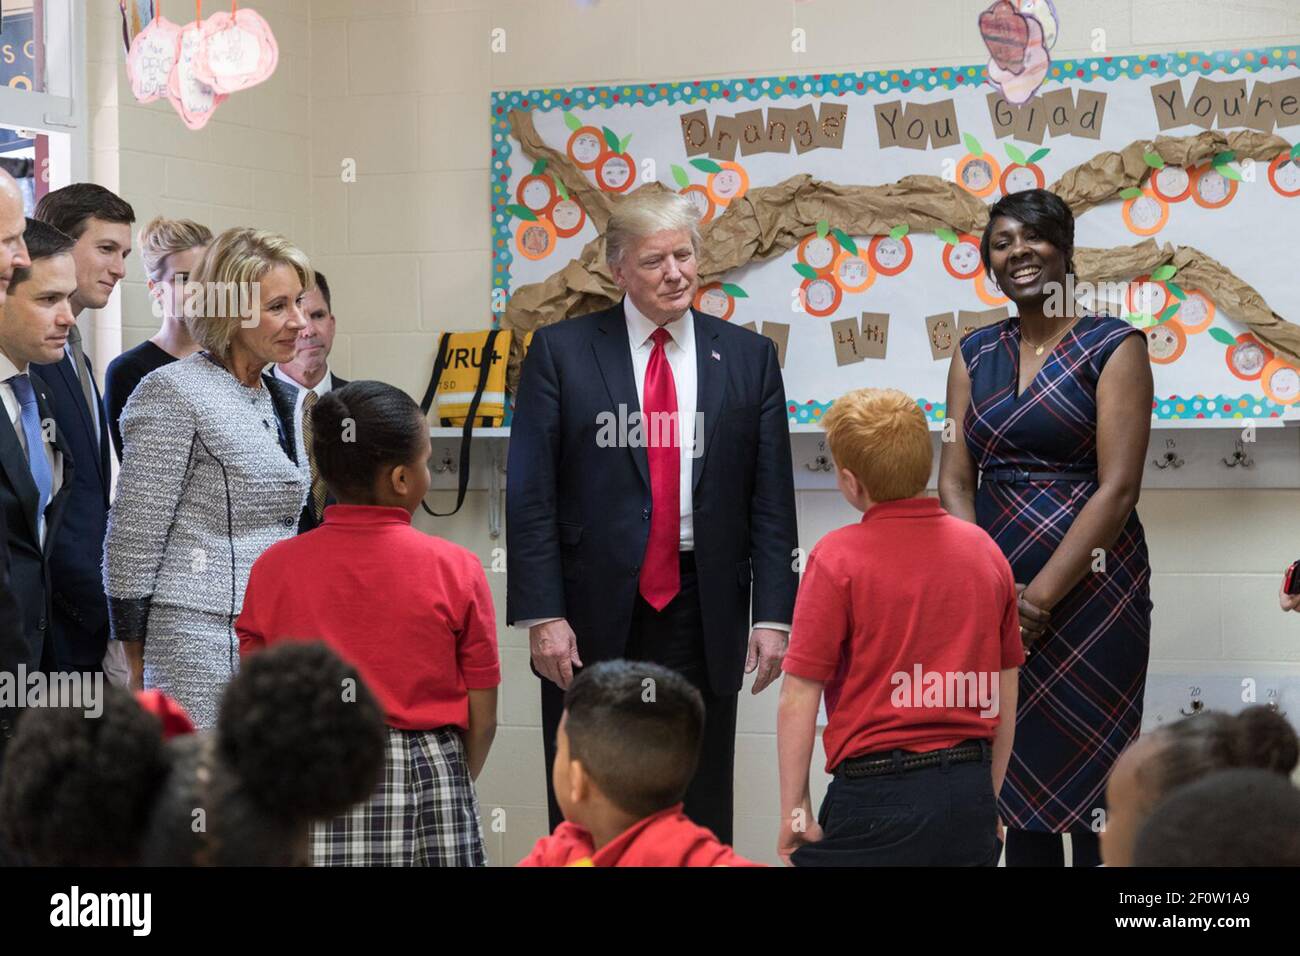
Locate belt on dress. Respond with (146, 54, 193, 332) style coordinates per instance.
(837, 740, 988, 778)
(982, 468, 1097, 484)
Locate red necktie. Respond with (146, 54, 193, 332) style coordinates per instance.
(639, 327, 680, 610)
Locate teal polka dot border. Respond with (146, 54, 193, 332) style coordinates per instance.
(787, 394, 1284, 425)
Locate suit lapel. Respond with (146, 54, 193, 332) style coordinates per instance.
(692, 310, 725, 494)
(51, 353, 106, 485)
(591, 302, 650, 491)
(0, 405, 40, 545)
(39, 382, 75, 556)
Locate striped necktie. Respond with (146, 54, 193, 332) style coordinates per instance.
(8, 373, 54, 540)
(301, 389, 327, 522)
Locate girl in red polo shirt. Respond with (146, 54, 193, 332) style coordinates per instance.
(237, 380, 499, 866)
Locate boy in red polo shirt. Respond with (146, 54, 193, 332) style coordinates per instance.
(777, 388, 1022, 866)
(237, 381, 499, 866)
(518, 660, 760, 867)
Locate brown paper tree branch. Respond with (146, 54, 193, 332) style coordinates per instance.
(501, 108, 1300, 391)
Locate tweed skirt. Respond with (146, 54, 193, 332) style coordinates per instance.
(143, 603, 239, 731)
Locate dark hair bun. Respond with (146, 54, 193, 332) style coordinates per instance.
(0, 686, 170, 865)
(1231, 706, 1299, 774)
(217, 642, 387, 822)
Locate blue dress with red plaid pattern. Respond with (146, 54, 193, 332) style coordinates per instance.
(961, 313, 1152, 834)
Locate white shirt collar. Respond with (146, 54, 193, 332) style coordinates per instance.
(0, 348, 24, 381)
(623, 296, 692, 351)
(274, 364, 333, 397)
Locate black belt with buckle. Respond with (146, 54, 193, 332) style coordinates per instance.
(838, 740, 988, 778)
(982, 468, 1097, 484)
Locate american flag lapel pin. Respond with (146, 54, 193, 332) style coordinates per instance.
(711, 350, 721, 362)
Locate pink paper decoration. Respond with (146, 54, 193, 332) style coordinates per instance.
(167, 20, 228, 130)
(193, 7, 279, 94)
(125, 15, 181, 103)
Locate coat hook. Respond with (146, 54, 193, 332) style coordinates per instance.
(432, 448, 458, 474)
(1222, 440, 1254, 468)
(1151, 451, 1184, 469)
(1178, 697, 1205, 718)
(805, 454, 833, 473)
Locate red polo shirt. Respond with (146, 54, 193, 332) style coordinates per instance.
(517, 805, 762, 867)
(236, 505, 500, 731)
(783, 497, 1023, 771)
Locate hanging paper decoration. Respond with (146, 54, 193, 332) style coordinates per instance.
(979, 0, 1058, 106)
(194, 5, 279, 95)
(123, 2, 280, 132)
(168, 18, 228, 130)
(125, 14, 181, 104)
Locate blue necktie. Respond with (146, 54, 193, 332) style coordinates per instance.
(8, 373, 54, 540)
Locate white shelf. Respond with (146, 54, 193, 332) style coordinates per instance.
(429, 426, 511, 438)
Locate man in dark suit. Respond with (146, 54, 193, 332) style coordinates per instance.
(266, 270, 348, 533)
(0, 215, 78, 760)
(506, 189, 799, 843)
(30, 184, 135, 677)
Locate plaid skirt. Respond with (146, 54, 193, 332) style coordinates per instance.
(311, 726, 487, 867)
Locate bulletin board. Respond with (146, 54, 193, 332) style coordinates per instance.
(490, 45, 1300, 427)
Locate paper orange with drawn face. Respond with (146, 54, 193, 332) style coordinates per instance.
(1261, 359, 1300, 405)
(1172, 290, 1215, 334)
(707, 163, 749, 206)
(1191, 165, 1237, 209)
(1000, 163, 1045, 196)
(1122, 189, 1169, 237)
(943, 234, 984, 280)
(1145, 321, 1186, 364)
(516, 174, 557, 215)
(867, 235, 913, 276)
(1268, 154, 1300, 198)
(1150, 165, 1192, 203)
(680, 185, 715, 223)
(832, 250, 874, 293)
(800, 276, 842, 317)
(957, 154, 1001, 198)
(550, 198, 587, 238)
(515, 218, 557, 260)
(975, 270, 1010, 306)
(694, 283, 735, 321)
(1225, 333, 1273, 381)
(567, 127, 605, 169)
(797, 234, 838, 275)
(595, 152, 634, 192)
(1125, 275, 1169, 318)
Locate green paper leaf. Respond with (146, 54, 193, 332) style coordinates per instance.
(563, 111, 582, 132)
(602, 126, 620, 152)
(1291, 143, 1300, 162)
(553, 177, 568, 201)
(1150, 264, 1177, 282)
(1216, 163, 1243, 181)
(1119, 187, 1143, 200)
(889, 224, 910, 240)
(1157, 304, 1180, 324)
(832, 228, 858, 255)
(1126, 312, 1156, 329)
(1143, 151, 1165, 169)
(816, 220, 830, 239)
(963, 132, 983, 156)
(1166, 280, 1187, 300)
(1208, 327, 1237, 346)
(671, 164, 690, 189)
(506, 203, 538, 222)
(1213, 150, 1236, 167)
(531, 159, 547, 176)
(691, 157, 722, 174)
(1005, 143, 1027, 165)
(1027, 147, 1051, 164)
(618, 133, 632, 154)
(793, 262, 820, 282)
(721, 283, 748, 298)
(935, 227, 959, 245)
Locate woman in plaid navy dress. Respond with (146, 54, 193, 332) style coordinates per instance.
(940, 190, 1153, 867)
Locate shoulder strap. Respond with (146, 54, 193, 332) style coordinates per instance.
(421, 329, 500, 518)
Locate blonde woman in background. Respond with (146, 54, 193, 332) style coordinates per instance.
(104, 228, 311, 727)
(103, 216, 212, 460)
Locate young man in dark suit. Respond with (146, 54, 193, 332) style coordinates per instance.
(506, 190, 799, 843)
(265, 270, 349, 532)
(30, 184, 134, 677)
(0, 216, 77, 759)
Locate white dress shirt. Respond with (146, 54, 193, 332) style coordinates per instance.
(517, 300, 788, 633)
(0, 349, 64, 547)
(273, 364, 335, 467)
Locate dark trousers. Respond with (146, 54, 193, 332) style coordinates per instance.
(1005, 828, 1101, 867)
(540, 553, 739, 844)
(791, 742, 999, 867)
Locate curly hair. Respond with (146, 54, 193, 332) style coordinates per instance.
(0, 685, 170, 866)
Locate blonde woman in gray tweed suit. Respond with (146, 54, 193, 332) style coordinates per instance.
(105, 228, 312, 728)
